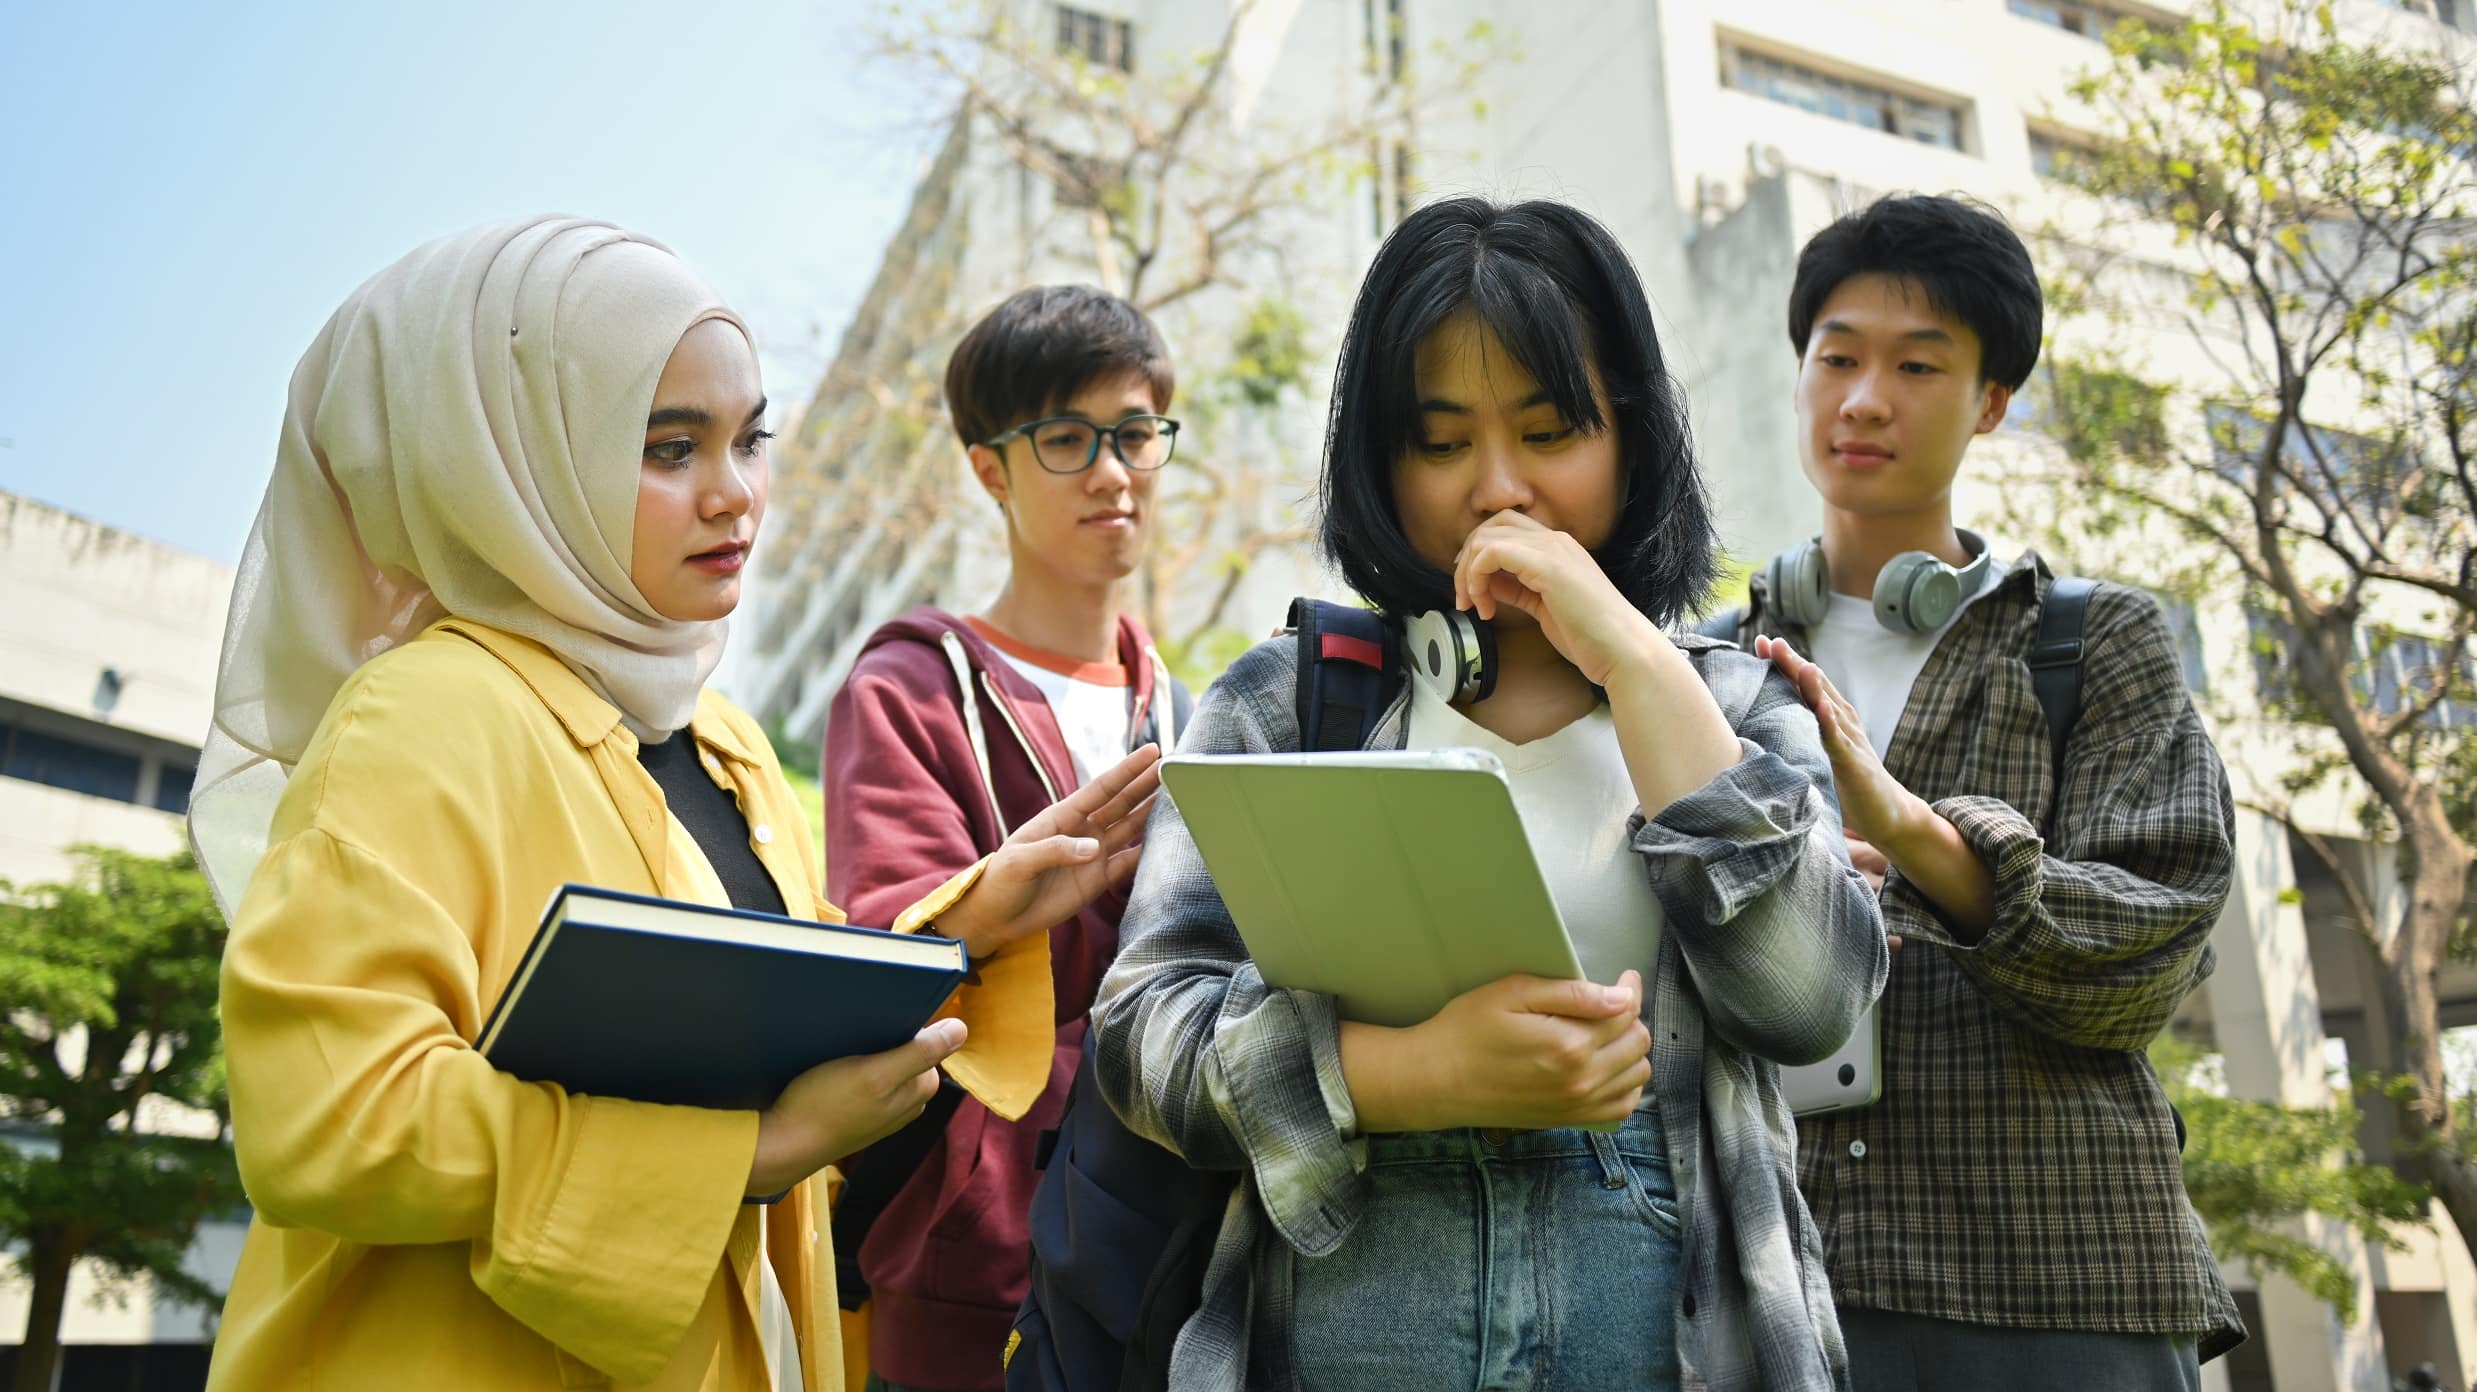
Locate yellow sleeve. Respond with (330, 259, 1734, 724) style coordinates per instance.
(815, 860, 1054, 1123)
(223, 827, 755, 1385)
(718, 691, 1052, 1122)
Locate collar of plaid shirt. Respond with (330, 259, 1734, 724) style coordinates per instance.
(1745, 549, 2245, 1361)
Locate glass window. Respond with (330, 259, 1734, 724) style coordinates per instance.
(153, 761, 197, 816)
(2009, 0, 2132, 38)
(1721, 44, 1967, 152)
(1055, 4, 1134, 72)
(2029, 130, 2087, 180)
(2149, 595, 2210, 695)
(1, 724, 141, 804)
(2244, 608, 2471, 729)
(2206, 403, 2404, 518)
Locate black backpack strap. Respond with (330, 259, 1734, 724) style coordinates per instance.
(2028, 577, 2098, 787)
(827, 1076, 967, 1309)
(1134, 670, 1193, 753)
(1288, 599, 1394, 752)
(1695, 605, 1746, 643)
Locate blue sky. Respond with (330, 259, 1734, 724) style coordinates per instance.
(0, 0, 946, 565)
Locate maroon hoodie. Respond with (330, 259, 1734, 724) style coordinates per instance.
(823, 606, 1175, 1392)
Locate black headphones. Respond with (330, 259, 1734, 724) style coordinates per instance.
(1404, 609, 1497, 704)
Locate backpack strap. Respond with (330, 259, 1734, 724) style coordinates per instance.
(1694, 605, 1746, 643)
(1136, 647, 1188, 753)
(2027, 577, 2098, 787)
(1288, 599, 1395, 752)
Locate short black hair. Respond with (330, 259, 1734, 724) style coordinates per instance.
(1319, 197, 1716, 627)
(943, 285, 1175, 449)
(1787, 194, 2043, 389)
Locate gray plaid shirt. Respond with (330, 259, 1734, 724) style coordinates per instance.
(1089, 630, 1886, 1391)
(1718, 551, 2245, 1360)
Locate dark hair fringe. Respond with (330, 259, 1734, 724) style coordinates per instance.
(1318, 196, 1717, 629)
(943, 285, 1175, 448)
(1786, 193, 2043, 389)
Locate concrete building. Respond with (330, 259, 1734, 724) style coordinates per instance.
(0, 491, 242, 1388)
(749, 3, 2477, 1390)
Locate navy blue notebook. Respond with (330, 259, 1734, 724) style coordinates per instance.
(477, 884, 969, 1111)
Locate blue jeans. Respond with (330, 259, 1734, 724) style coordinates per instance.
(1289, 1105, 1681, 1392)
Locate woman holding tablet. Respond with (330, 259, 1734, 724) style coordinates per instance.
(191, 216, 1159, 1391)
(1088, 198, 1884, 1392)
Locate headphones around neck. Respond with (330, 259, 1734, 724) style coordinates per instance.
(1405, 608, 1498, 705)
(1763, 529, 1994, 635)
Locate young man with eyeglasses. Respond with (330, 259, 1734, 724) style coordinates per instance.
(822, 285, 1191, 1392)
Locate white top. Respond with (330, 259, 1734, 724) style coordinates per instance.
(968, 617, 1133, 782)
(1407, 680, 1664, 998)
(1805, 555, 2007, 756)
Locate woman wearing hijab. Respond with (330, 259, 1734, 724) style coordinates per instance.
(189, 216, 1160, 1392)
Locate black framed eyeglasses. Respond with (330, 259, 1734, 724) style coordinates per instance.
(985, 413, 1181, 474)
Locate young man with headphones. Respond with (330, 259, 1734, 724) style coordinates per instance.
(1707, 194, 2246, 1387)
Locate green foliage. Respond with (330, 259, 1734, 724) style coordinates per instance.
(2039, 359, 2172, 472)
(1701, 551, 1754, 619)
(781, 766, 827, 861)
(0, 847, 243, 1324)
(2021, 0, 2477, 853)
(763, 713, 822, 782)
(2154, 1036, 2428, 1321)
(1158, 624, 1257, 694)
(1221, 297, 1314, 410)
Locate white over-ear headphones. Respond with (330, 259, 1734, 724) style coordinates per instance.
(1404, 609, 1498, 704)
(1762, 529, 1994, 635)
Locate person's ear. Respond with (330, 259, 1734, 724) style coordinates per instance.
(968, 443, 1011, 509)
(1974, 381, 2012, 436)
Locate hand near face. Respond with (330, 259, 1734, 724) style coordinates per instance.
(1452, 510, 1662, 688)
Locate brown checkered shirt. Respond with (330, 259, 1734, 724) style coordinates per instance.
(1717, 550, 2245, 1360)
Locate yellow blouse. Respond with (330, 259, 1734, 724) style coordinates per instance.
(206, 620, 1052, 1390)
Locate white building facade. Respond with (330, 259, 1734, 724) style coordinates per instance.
(0, 492, 243, 1389)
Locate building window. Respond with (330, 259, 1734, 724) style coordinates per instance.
(2245, 610, 2472, 730)
(2152, 595, 2210, 695)
(2029, 128, 2094, 182)
(1719, 45, 1969, 152)
(1056, 4, 1134, 73)
(1363, 0, 1406, 84)
(153, 761, 196, 816)
(2206, 402, 2405, 519)
(0, 720, 141, 804)
(2007, 0, 2141, 39)
(2377, 0, 2464, 25)
(1365, 136, 1416, 236)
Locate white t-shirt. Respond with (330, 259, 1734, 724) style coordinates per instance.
(1804, 555, 2007, 756)
(967, 616, 1132, 783)
(1407, 679, 1664, 998)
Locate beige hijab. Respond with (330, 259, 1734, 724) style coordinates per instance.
(189, 215, 749, 915)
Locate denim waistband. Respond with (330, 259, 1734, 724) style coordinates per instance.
(1360, 1099, 1667, 1166)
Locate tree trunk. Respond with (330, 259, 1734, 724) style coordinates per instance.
(11, 1232, 74, 1392)
(2424, 1143, 2477, 1273)
(2377, 812, 2477, 1268)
